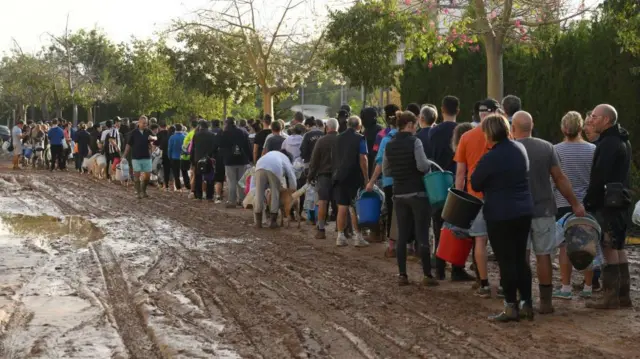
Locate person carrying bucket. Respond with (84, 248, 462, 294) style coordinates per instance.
(453, 98, 500, 297)
(426, 96, 475, 282)
(583, 104, 633, 309)
(382, 110, 436, 287)
(512, 111, 586, 315)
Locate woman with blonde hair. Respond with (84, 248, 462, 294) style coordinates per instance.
(552, 111, 598, 299)
(471, 114, 534, 322)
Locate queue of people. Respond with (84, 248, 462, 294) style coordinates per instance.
(6, 98, 634, 323)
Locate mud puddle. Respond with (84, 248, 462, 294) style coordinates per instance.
(2, 214, 104, 248)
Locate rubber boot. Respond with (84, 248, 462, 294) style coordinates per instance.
(254, 213, 262, 229)
(538, 285, 555, 314)
(619, 263, 633, 308)
(489, 302, 519, 323)
(141, 179, 149, 198)
(519, 301, 535, 321)
(269, 213, 278, 229)
(586, 265, 620, 309)
(435, 258, 446, 280)
(134, 180, 142, 199)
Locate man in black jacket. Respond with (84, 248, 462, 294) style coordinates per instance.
(218, 117, 252, 208)
(156, 120, 171, 190)
(332, 116, 370, 247)
(191, 120, 216, 200)
(584, 104, 633, 310)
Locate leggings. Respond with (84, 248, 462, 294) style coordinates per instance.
(171, 159, 190, 190)
(383, 186, 393, 237)
(487, 216, 533, 304)
(395, 196, 432, 277)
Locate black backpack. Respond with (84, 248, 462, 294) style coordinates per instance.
(197, 156, 215, 175)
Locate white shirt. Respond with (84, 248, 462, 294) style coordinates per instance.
(11, 126, 22, 150)
(255, 151, 297, 189)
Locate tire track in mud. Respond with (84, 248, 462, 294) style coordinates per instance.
(89, 242, 164, 359)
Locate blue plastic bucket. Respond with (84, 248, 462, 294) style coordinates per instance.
(356, 190, 382, 225)
(24, 148, 33, 159)
(423, 162, 454, 209)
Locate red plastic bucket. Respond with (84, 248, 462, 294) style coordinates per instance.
(436, 228, 473, 266)
(244, 175, 252, 195)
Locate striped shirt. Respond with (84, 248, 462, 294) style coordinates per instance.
(553, 141, 596, 208)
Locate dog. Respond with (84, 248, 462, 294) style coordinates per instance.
(264, 187, 301, 228)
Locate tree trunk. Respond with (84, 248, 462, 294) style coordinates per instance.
(87, 106, 93, 124)
(485, 40, 504, 101)
(223, 96, 228, 120)
(262, 89, 273, 117)
(56, 108, 63, 119)
(41, 102, 49, 121)
(72, 104, 78, 126)
(28, 105, 36, 122)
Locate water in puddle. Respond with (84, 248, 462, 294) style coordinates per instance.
(1, 214, 103, 247)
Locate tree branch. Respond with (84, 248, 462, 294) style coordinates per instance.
(519, 8, 591, 27)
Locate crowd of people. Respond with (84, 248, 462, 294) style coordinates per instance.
(7, 95, 633, 323)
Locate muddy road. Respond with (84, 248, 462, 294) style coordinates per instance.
(0, 169, 639, 359)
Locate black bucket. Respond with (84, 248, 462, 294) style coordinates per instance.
(441, 188, 484, 229)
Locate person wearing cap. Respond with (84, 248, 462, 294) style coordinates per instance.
(218, 117, 252, 208)
(453, 98, 500, 298)
(11, 120, 27, 170)
(337, 108, 350, 134)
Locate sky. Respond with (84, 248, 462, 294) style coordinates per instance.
(0, 0, 344, 55)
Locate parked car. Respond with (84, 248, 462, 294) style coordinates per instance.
(0, 125, 11, 142)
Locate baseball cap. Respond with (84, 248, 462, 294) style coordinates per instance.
(478, 98, 500, 113)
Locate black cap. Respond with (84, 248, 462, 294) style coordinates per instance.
(340, 104, 351, 113)
(478, 98, 500, 113)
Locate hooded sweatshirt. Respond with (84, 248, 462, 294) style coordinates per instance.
(281, 134, 303, 161)
(361, 107, 382, 177)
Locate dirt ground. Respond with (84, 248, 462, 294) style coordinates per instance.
(0, 167, 639, 359)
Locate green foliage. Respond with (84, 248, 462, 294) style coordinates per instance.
(324, 1, 409, 93)
(602, 0, 640, 57)
(119, 40, 176, 115)
(400, 18, 640, 163)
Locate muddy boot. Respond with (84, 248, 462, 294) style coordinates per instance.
(519, 301, 535, 321)
(619, 263, 633, 308)
(538, 285, 555, 314)
(451, 266, 476, 282)
(254, 213, 262, 228)
(489, 302, 519, 323)
(269, 213, 279, 229)
(586, 265, 620, 309)
(315, 229, 326, 239)
(141, 180, 150, 198)
(134, 180, 142, 199)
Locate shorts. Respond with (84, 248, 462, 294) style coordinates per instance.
(214, 160, 226, 182)
(334, 182, 359, 206)
(316, 174, 333, 201)
(469, 210, 488, 237)
(527, 216, 556, 255)
(594, 209, 628, 250)
(132, 159, 152, 173)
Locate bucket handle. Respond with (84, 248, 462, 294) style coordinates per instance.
(428, 160, 445, 173)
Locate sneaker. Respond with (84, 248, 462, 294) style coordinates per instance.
(497, 286, 505, 298)
(214, 197, 222, 204)
(579, 290, 593, 299)
(592, 280, 602, 292)
(188, 192, 195, 199)
(398, 274, 409, 286)
(336, 233, 348, 247)
(353, 234, 369, 247)
(552, 289, 573, 300)
(475, 286, 491, 298)
(422, 276, 440, 287)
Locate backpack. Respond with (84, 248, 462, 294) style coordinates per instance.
(197, 156, 215, 175)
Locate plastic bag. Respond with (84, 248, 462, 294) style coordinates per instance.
(442, 222, 471, 239)
(82, 157, 93, 170)
(633, 200, 640, 226)
(293, 158, 305, 179)
(116, 160, 130, 181)
(304, 185, 317, 211)
(239, 166, 255, 190)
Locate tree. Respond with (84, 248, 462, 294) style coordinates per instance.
(169, 28, 254, 118)
(401, 0, 590, 100)
(0, 50, 56, 123)
(601, 0, 640, 57)
(47, 22, 123, 124)
(119, 39, 176, 116)
(324, 1, 409, 106)
(174, 0, 326, 116)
